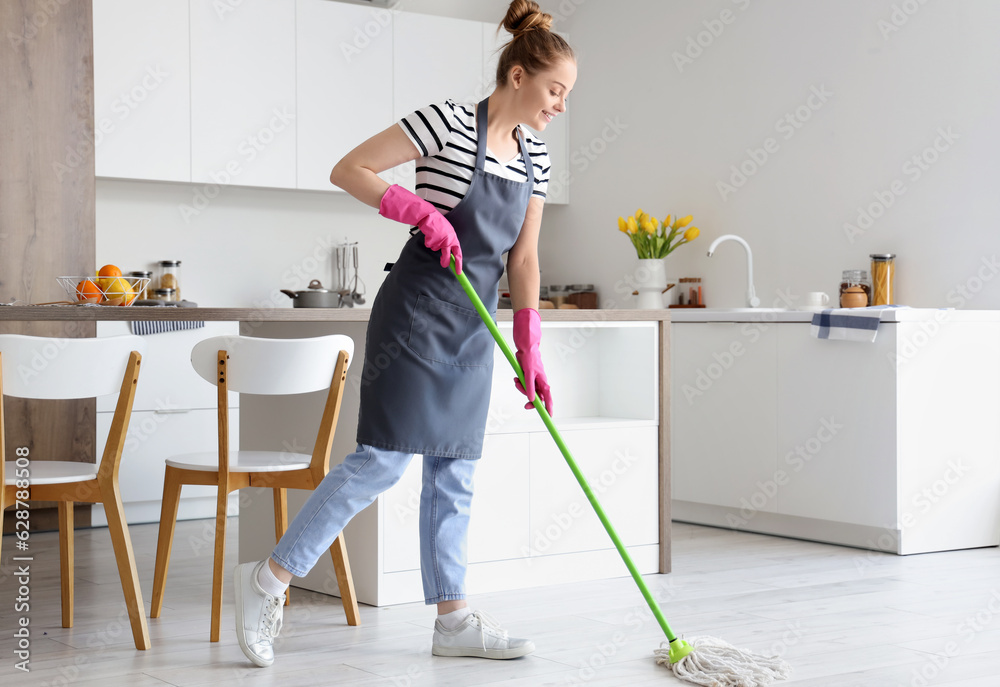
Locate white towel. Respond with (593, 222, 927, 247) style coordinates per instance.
(810, 305, 908, 342)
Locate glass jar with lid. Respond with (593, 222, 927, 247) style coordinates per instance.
(870, 254, 895, 305)
(128, 271, 153, 300)
(839, 269, 871, 308)
(158, 260, 181, 301)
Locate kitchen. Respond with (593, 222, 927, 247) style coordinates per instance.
(2, 1, 1000, 685)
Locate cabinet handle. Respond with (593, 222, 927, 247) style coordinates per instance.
(153, 409, 192, 415)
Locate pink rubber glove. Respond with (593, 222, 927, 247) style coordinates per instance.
(378, 184, 462, 274)
(512, 307, 553, 416)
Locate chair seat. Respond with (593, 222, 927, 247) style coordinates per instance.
(165, 450, 311, 473)
(4, 460, 98, 485)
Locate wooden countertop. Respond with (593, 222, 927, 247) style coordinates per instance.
(0, 305, 671, 323)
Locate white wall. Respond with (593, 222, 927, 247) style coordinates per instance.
(98, 0, 1000, 310)
(548, 0, 1000, 309)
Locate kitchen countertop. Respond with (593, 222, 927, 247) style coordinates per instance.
(666, 307, 1000, 322)
(0, 305, 671, 322)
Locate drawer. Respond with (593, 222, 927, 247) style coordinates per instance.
(97, 321, 239, 412)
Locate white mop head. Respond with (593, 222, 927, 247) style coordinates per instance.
(654, 635, 791, 686)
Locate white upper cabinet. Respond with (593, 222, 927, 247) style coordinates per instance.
(93, 0, 191, 182)
(392, 12, 484, 192)
(93, 6, 570, 204)
(190, 0, 297, 189)
(296, 0, 393, 192)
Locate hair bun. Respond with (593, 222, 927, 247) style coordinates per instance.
(503, 0, 552, 39)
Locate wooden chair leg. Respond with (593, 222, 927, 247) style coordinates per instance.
(272, 487, 290, 606)
(209, 485, 229, 643)
(58, 501, 74, 628)
(329, 533, 360, 626)
(101, 485, 151, 650)
(151, 467, 183, 618)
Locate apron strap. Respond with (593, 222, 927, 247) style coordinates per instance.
(475, 96, 489, 172)
(515, 125, 533, 187)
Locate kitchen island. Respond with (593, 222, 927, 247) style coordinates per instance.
(1, 305, 671, 605)
(670, 307, 1000, 555)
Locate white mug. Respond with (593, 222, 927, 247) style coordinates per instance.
(805, 291, 830, 307)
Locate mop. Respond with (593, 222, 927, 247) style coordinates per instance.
(449, 257, 792, 686)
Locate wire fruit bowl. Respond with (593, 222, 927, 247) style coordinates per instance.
(56, 276, 151, 306)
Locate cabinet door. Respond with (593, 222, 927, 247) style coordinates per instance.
(296, 0, 394, 192)
(93, 408, 239, 527)
(381, 433, 530, 573)
(671, 322, 778, 511)
(775, 324, 897, 527)
(190, 0, 296, 189)
(93, 0, 191, 182)
(96, 322, 239, 413)
(528, 426, 658, 557)
(392, 12, 484, 191)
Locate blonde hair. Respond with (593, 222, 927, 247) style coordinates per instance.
(495, 0, 575, 88)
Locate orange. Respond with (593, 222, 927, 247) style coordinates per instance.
(75, 279, 103, 302)
(98, 264, 122, 278)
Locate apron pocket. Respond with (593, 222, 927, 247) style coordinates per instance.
(407, 293, 493, 367)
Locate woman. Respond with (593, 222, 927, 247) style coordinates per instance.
(234, 0, 576, 668)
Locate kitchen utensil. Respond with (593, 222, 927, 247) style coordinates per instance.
(350, 243, 366, 305)
(281, 279, 343, 308)
(332, 241, 366, 307)
(446, 254, 790, 685)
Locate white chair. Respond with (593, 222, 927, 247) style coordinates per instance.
(150, 334, 360, 642)
(0, 334, 150, 650)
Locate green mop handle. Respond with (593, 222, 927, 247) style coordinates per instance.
(449, 257, 679, 644)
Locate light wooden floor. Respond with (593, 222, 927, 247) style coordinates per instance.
(1, 519, 999, 686)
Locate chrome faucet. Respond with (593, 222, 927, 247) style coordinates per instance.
(706, 234, 761, 308)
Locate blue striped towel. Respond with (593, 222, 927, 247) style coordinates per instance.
(130, 321, 205, 336)
(810, 305, 908, 342)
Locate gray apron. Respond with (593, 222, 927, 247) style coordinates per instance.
(356, 96, 534, 459)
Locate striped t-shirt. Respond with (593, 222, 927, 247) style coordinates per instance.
(397, 99, 550, 214)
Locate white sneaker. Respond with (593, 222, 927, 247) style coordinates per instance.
(234, 560, 285, 667)
(432, 610, 535, 659)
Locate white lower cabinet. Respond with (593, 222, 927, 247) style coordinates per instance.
(95, 322, 239, 526)
(528, 427, 658, 557)
(381, 433, 531, 575)
(774, 325, 897, 528)
(239, 319, 662, 606)
(671, 322, 778, 511)
(93, 408, 239, 527)
(672, 314, 1000, 555)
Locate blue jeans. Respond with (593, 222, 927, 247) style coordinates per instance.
(270, 443, 478, 604)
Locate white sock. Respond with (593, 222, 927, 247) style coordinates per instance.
(256, 559, 290, 597)
(437, 607, 473, 630)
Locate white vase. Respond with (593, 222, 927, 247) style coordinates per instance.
(634, 258, 667, 309)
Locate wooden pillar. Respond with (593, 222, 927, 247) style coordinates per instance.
(0, 0, 97, 531)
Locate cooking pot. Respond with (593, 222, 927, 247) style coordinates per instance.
(281, 280, 342, 308)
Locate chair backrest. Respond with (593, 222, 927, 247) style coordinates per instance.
(0, 334, 147, 399)
(190, 335, 354, 395)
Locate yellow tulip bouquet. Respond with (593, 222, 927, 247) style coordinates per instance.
(617, 209, 700, 259)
